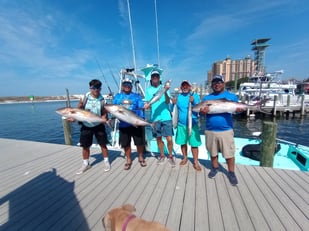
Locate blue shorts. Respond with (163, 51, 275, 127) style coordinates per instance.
(152, 120, 174, 138)
(175, 124, 201, 147)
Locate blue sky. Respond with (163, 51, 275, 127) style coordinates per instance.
(0, 0, 308, 96)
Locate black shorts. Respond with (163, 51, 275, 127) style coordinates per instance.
(79, 124, 109, 148)
(119, 126, 146, 148)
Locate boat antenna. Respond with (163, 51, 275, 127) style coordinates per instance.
(95, 57, 113, 96)
(126, 0, 137, 72)
(154, 0, 160, 66)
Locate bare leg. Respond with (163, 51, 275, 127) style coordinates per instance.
(100, 144, 108, 159)
(166, 136, 173, 158)
(124, 146, 132, 163)
(191, 147, 199, 164)
(226, 157, 235, 172)
(210, 155, 219, 169)
(82, 147, 90, 160)
(156, 137, 165, 157)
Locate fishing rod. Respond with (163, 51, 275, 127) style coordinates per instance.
(95, 57, 113, 96)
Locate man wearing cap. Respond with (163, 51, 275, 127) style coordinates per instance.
(173, 80, 202, 171)
(113, 78, 147, 170)
(199, 75, 241, 185)
(144, 70, 176, 167)
(75, 79, 110, 174)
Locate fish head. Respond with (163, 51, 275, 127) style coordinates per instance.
(104, 104, 120, 113)
(56, 107, 74, 116)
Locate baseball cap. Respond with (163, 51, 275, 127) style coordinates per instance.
(122, 78, 133, 84)
(181, 80, 191, 86)
(151, 70, 160, 77)
(212, 75, 224, 82)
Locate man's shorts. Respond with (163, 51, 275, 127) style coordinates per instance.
(80, 124, 109, 148)
(205, 129, 235, 159)
(152, 120, 174, 138)
(119, 126, 146, 148)
(175, 124, 201, 147)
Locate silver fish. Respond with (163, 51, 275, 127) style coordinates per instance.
(148, 79, 172, 105)
(104, 104, 152, 127)
(172, 104, 178, 129)
(192, 99, 249, 114)
(56, 107, 104, 125)
(188, 99, 192, 136)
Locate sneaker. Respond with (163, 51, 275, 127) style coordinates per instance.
(208, 168, 218, 179)
(228, 172, 238, 186)
(103, 160, 111, 172)
(157, 156, 165, 165)
(168, 156, 176, 168)
(76, 164, 91, 175)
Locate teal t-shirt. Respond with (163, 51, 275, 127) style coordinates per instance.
(145, 84, 172, 122)
(177, 92, 200, 126)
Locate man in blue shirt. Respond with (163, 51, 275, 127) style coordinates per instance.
(144, 70, 176, 167)
(173, 80, 202, 171)
(200, 75, 241, 185)
(113, 78, 146, 170)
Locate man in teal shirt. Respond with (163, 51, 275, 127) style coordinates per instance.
(144, 70, 175, 167)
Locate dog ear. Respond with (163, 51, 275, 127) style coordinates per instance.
(122, 204, 136, 213)
(102, 213, 112, 231)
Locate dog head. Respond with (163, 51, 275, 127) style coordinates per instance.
(102, 204, 136, 231)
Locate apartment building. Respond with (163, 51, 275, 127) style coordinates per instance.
(209, 56, 256, 83)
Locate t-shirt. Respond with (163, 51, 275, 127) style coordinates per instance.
(145, 84, 172, 122)
(176, 92, 200, 126)
(202, 90, 238, 131)
(83, 92, 104, 127)
(113, 92, 144, 128)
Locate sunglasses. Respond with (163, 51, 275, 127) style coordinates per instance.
(90, 86, 101, 90)
(122, 83, 132, 87)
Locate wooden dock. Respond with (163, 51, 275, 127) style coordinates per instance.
(0, 138, 308, 231)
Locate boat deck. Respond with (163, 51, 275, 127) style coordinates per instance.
(0, 138, 308, 231)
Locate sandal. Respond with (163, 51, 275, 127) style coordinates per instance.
(124, 162, 132, 170)
(139, 159, 147, 167)
(193, 163, 202, 171)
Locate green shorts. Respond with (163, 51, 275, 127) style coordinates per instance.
(175, 124, 202, 147)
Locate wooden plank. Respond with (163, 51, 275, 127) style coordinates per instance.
(1, 138, 309, 231)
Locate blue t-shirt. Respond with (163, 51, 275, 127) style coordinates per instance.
(83, 92, 104, 127)
(145, 84, 172, 122)
(176, 92, 200, 126)
(113, 92, 144, 128)
(202, 90, 238, 131)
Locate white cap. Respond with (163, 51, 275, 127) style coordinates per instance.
(122, 78, 133, 84)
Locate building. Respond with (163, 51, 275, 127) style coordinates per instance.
(209, 55, 255, 83)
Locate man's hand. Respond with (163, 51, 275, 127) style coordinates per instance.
(199, 106, 210, 114)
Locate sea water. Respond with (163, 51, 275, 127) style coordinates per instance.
(0, 101, 308, 147)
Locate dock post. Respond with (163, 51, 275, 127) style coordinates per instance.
(260, 121, 277, 167)
(62, 118, 72, 145)
(300, 95, 305, 117)
(62, 88, 73, 145)
(272, 95, 277, 117)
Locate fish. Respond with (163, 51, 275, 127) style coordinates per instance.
(104, 104, 153, 128)
(192, 99, 250, 114)
(188, 99, 192, 136)
(172, 104, 178, 129)
(55, 107, 105, 125)
(148, 79, 172, 105)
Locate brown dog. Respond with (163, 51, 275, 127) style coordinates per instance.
(102, 204, 170, 231)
